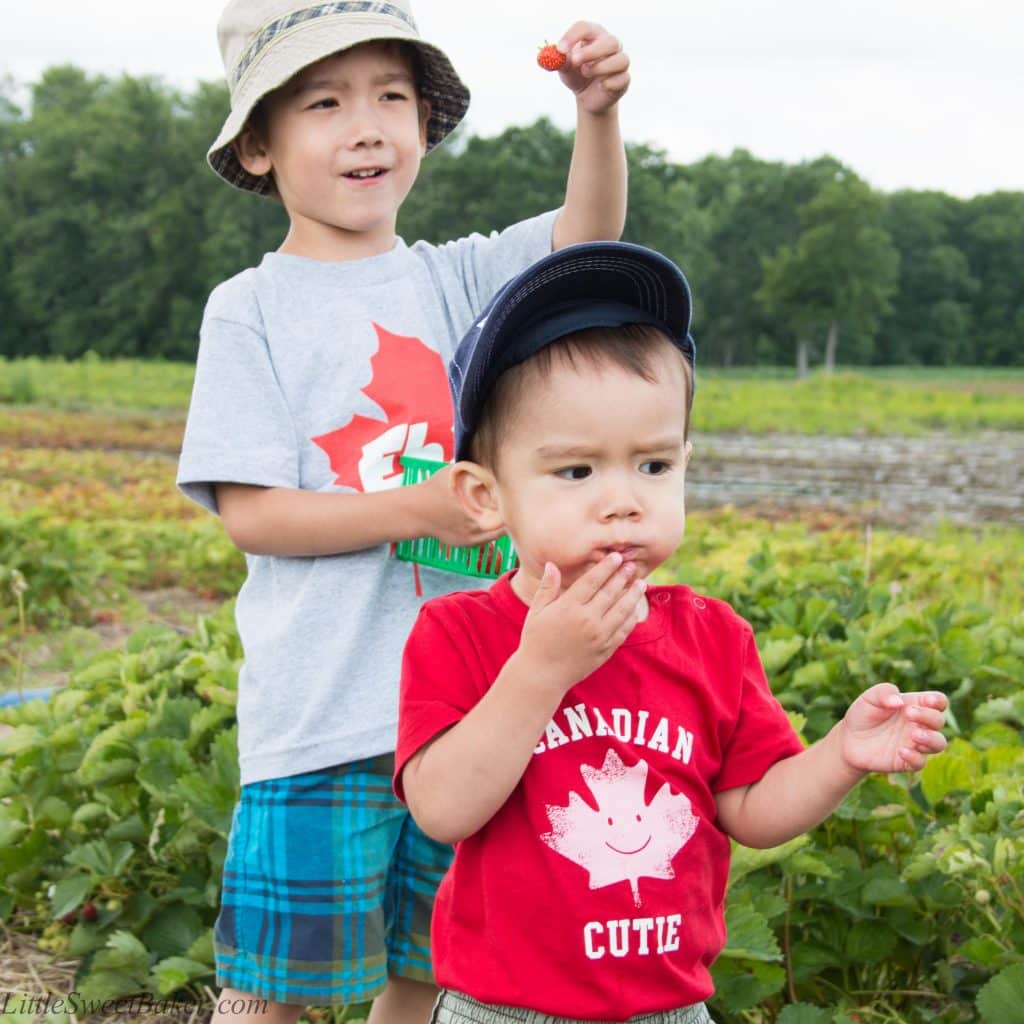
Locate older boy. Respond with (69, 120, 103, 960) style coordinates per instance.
(178, 2, 631, 1021)
(395, 242, 949, 1022)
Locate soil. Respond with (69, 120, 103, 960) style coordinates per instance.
(688, 430, 1024, 527)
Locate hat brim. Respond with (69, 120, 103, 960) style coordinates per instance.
(208, 20, 470, 196)
(452, 242, 695, 461)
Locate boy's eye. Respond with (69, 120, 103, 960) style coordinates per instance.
(555, 465, 592, 481)
(307, 97, 338, 110)
(640, 460, 672, 476)
(382, 91, 410, 101)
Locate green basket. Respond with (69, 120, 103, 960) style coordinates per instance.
(394, 456, 518, 579)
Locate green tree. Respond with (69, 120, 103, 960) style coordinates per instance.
(682, 151, 846, 367)
(878, 191, 976, 365)
(956, 192, 1024, 366)
(757, 173, 899, 375)
(0, 78, 26, 357)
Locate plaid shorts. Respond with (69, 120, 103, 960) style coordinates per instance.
(214, 753, 453, 1006)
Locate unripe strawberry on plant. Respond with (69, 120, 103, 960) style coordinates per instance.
(537, 42, 566, 72)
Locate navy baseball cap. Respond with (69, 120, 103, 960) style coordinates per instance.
(450, 241, 696, 461)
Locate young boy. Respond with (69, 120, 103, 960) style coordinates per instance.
(177, 2, 631, 1021)
(395, 242, 949, 1023)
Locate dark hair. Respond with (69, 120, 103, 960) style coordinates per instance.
(467, 323, 693, 469)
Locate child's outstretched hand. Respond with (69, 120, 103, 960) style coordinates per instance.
(841, 682, 948, 773)
(548, 22, 630, 114)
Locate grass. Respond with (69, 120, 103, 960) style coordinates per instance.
(3, 358, 1023, 435)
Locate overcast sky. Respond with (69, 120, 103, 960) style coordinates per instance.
(4, 0, 1021, 197)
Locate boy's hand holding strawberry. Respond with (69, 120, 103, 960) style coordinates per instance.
(541, 22, 631, 113)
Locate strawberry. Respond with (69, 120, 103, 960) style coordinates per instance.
(537, 42, 567, 72)
(82, 901, 98, 922)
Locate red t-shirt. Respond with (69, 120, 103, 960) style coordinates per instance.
(395, 573, 804, 1020)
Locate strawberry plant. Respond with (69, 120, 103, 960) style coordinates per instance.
(0, 503, 1020, 1020)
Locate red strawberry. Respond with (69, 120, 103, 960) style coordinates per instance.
(60, 911, 77, 925)
(82, 902, 98, 922)
(537, 42, 566, 72)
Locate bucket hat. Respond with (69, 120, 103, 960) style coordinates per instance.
(208, 0, 471, 196)
(450, 242, 697, 461)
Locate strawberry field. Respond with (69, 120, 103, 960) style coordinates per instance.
(1, 361, 1023, 1023)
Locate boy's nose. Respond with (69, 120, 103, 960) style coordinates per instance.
(345, 105, 385, 149)
(599, 476, 642, 520)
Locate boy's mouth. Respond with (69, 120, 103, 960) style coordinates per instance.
(344, 167, 387, 180)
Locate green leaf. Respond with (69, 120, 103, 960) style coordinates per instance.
(0, 812, 28, 848)
(65, 839, 134, 878)
(37, 795, 72, 828)
(843, 921, 898, 964)
(861, 875, 917, 908)
(761, 637, 805, 674)
(0, 725, 43, 756)
(709, 959, 786, 1013)
(720, 904, 782, 962)
(977, 964, 1024, 1024)
(50, 874, 91, 918)
(142, 904, 205, 959)
(729, 835, 809, 885)
(150, 956, 211, 996)
(777, 1005, 833, 1024)
(961, 936, 1012, 969)
(919, 738, 981, 804)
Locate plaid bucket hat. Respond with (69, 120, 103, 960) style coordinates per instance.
(208, 0, 471, 196)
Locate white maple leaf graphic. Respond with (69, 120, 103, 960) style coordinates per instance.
(540, 750, 699, 908)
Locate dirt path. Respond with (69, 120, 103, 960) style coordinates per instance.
(689, 430, 1024, 526)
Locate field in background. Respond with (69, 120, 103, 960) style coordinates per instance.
(1, 360, 1023, 1021)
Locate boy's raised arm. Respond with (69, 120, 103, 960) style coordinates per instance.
(550, 22, 630, 250)
(715, 683, 948, 849)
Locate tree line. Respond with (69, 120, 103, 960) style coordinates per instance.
(1, 66, 1021, 369)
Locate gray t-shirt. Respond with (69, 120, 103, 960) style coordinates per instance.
(177, 212, 558, 785)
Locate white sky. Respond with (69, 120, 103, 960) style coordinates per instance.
(3, 0, 1022, 197)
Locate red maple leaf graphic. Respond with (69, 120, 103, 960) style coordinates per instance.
(312, 324, 453, 492)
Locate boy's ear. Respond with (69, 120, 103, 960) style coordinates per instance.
(233, 126, 273, 177)
(450, 460, 502, 532)
(684, 440, 693, 465)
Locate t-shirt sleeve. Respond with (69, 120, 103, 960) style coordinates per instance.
(430, 209, 559, 322)
(394, 600, 486, 802)
(176, 286, 299, 514)
(712, 626, 806, 793)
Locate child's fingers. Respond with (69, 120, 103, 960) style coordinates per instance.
(860, 681, 903, 709)
(528, 561, 562, 616)
(911, 728, 948, 754)
(569, 32, 621, 67)
(604, 578, 648, 640)
(579, 50, 630, 80)
(897, 747, 927, 772)
(906, 705, 946, 732)
(901, 690, 949, 710)
(568, 551, 626, 604)
(557, 21, 606, 52)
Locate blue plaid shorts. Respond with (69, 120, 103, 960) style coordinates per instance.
(214, 753, 453, 1006)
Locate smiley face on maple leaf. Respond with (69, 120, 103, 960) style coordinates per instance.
(541, 749, 699, 907)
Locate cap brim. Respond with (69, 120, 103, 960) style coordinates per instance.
(452, 242, 694, 460)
